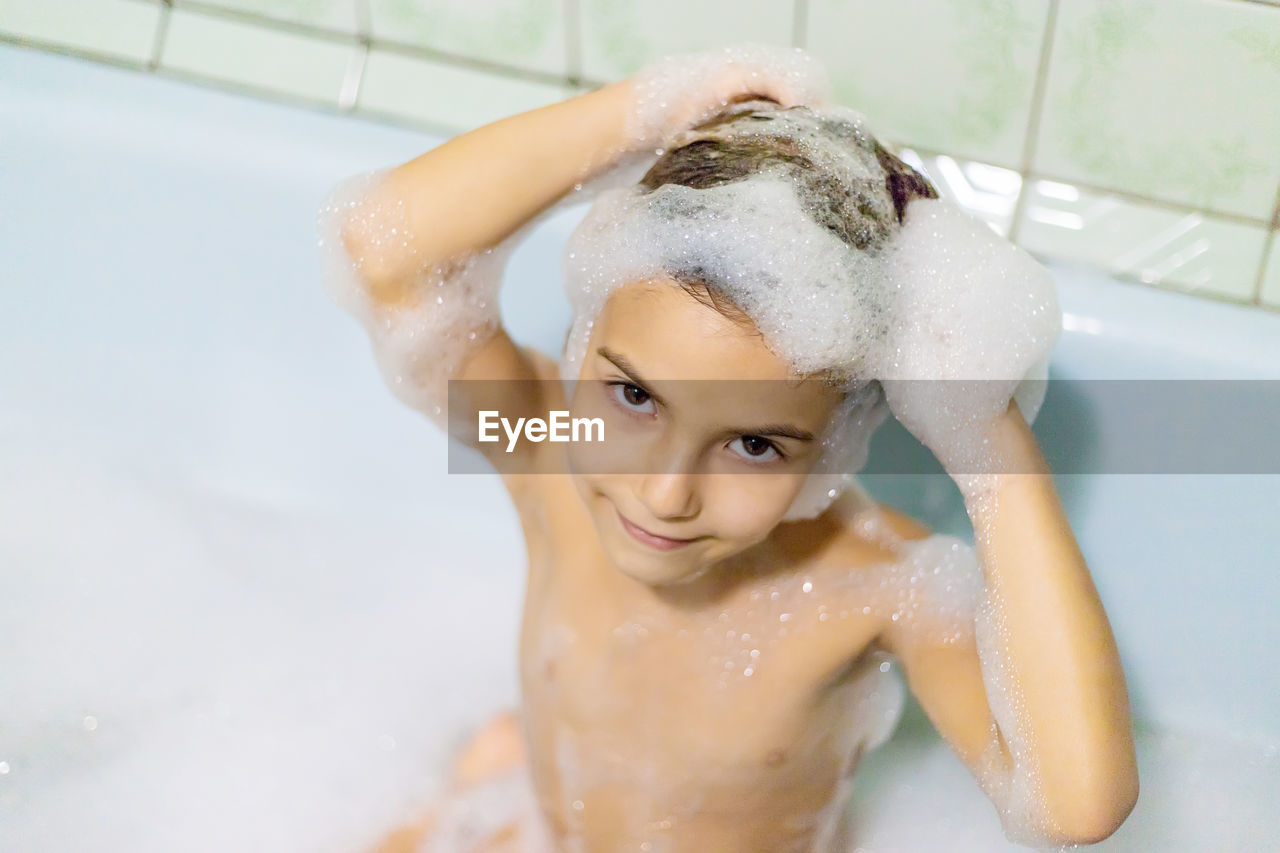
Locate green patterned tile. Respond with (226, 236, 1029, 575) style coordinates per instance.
(1261, 238, 1280, 308)
(807, 0, 1051, 169)
(1035, 0, 1280, 220)
(175, 0, 359, 35)
(579, 0, 794, 81)
(1017, 180, 1268, 301)
(359, 48, 573, 131)
(161, 9, 355, 103)
(0, 0, 162, 62)
(369, 0, 565, 75)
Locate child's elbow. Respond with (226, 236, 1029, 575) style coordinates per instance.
(1046, 772, 1139, 845)
(339, 217, 414, 308)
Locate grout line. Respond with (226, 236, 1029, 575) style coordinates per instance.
(1030, 171, 1274, 229)
(1007, 0, 1060, 245)
(147, 0, 171, 70)
(164, 0, 573, 88)
(173, 0, 361, 45)
(0, 32, 150, 71)
(338, 41, 368, 110)
(354, 0, 372, 39)
(1022, 171, 1270, 229)
(564, 0, 582, 85)
(1253, 230, 1274, 305)
(1251, 182, 1280, 303)
(1105, 268, 1275, 309)
(339, 0, 371, 110)
(372, 34, 569, 87)
(792, 0, 809, 50)
(151, 62, 368, 120)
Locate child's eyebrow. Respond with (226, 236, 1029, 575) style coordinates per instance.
(597, 347, 667, 404)
(596, 347, 815, 442)
(725, 423, 815, 442)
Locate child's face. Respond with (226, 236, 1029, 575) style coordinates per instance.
(567, 279, 843, 586)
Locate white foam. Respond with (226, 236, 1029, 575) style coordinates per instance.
(877, 200, 1059, 475)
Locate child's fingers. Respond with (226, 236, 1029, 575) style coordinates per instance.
(626, 44, 830, 147)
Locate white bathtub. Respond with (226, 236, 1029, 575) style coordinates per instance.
(2, 45, 1277, 852)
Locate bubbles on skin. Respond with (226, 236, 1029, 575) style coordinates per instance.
(843, 500, 1062, 842)
(316, 170, 511, 427)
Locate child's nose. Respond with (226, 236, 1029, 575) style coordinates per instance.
(636, 471, 701, 522)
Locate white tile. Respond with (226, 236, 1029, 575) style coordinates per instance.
(161, 9, 355, 104)
(0, 0, 162, 63)
(579, 0, 795, 81)
(1035, 0, 1280, 220)
(1017, 181, 1269, 301)
(368, 0, 565, 75)
(358, 48, 572, 132)
(807, 0, 1051, 169)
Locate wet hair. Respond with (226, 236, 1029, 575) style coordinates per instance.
(635, 98, 937, 330)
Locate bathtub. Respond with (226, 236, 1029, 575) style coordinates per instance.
(1, 44, 1277, 852)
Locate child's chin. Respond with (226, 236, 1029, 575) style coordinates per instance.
(608, 547, 707, 587)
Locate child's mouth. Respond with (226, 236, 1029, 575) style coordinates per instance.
(614, 507, 700, 551)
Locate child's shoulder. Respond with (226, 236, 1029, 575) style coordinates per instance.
(817, 496, 934, 572)
(865, 503, 932, 542)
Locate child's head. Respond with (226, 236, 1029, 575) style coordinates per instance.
(561, 100, 937, 585)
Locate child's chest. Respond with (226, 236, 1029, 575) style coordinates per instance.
(512, 478, 902, 837)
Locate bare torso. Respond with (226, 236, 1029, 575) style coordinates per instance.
(511, 436, 921, 852)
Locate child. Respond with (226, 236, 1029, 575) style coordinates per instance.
(320, 45, 1137, 853)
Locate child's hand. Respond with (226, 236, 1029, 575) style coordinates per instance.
(623, 43, 831, 150)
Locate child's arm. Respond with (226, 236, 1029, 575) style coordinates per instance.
(323, 82, 636, 471)
(876, 401, 1138, 845)
(337, 83, 633, 309)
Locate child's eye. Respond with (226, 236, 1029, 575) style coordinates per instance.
(728, 435, 783, 463)
(609, 382, 656, 415)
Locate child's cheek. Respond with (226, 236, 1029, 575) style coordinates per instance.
(703, 475, 802, 542)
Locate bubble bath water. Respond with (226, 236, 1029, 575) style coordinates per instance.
(3, 41, 1279, 853)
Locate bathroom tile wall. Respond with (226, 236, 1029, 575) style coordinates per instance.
(3, 0, 1278, 309)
